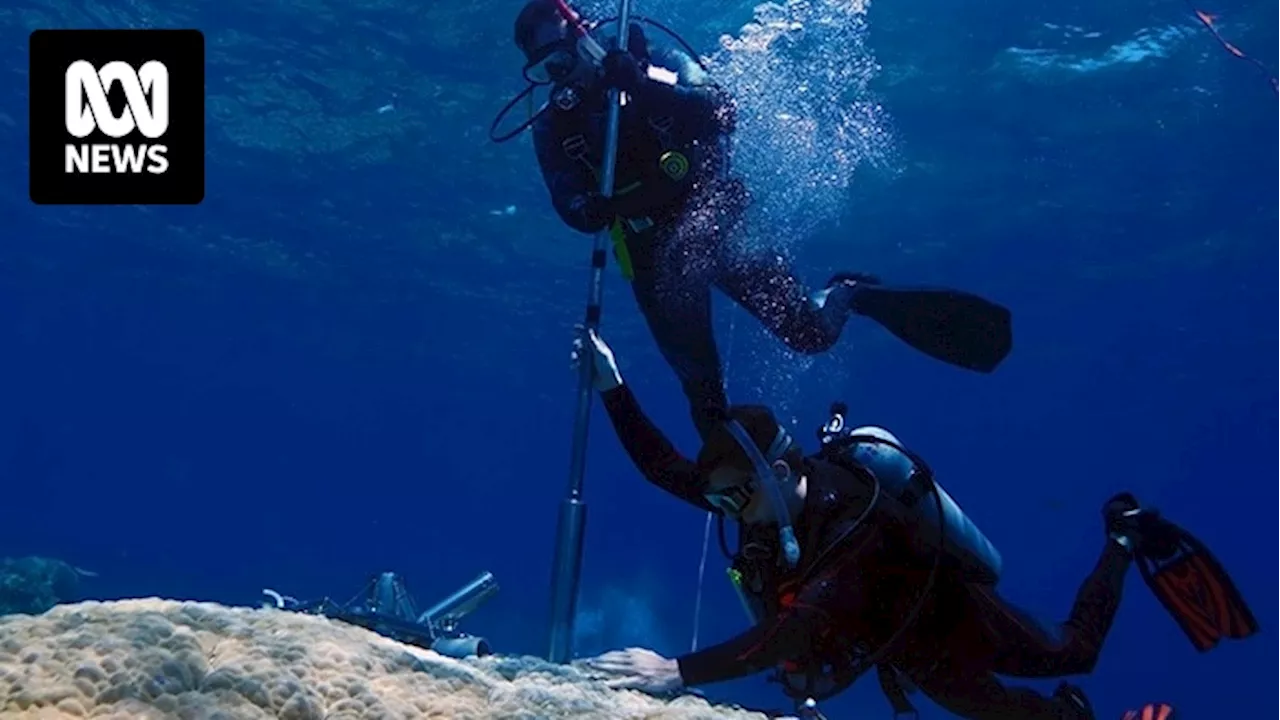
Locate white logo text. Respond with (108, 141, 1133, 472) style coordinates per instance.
(64, 60, 169, 174)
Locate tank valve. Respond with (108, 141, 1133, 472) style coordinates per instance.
(819, 402, 849, 442)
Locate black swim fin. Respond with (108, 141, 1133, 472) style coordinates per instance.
(843, 278, 1013, 373)
(1131, 512, 1259, 652)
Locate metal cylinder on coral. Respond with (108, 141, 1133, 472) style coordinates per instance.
(419, 572, 498, 629)
(430, 635, 492, 658)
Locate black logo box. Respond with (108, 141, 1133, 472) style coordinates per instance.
(29, 29, 205, 205)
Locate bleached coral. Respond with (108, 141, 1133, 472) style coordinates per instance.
(0, 599, 768, 719)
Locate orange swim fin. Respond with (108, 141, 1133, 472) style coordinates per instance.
(1135, 518, 1258, 652)
(1120, 702, 1176, 720)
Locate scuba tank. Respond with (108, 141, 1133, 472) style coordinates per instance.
(818, 403, 1002, 585)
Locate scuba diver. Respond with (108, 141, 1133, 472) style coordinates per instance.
(571, 329, 1258, 719)
(505, 0, 1013, 439)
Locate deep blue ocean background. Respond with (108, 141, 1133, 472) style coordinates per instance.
(0, 0, 1274, 717)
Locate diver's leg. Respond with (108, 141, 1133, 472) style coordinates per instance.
(715, 245, 860, 355)
(628, 234, 726, 440)
(916, 668, 1094, 720)
(976, 540, 1132, 678)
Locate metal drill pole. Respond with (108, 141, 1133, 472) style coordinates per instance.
(546, 0, 634, 664)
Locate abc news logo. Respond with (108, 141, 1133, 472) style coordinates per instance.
(29, 29, 204, 205)
(64, 60, 170, 175)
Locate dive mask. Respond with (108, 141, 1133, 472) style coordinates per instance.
(523, 40, 582, 85)
(704, 478, 756, 516)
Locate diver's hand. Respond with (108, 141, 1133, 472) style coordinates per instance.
(586, 647, 684, 695)
(570, 191, 617, 231)
(570, 326, 623, 392)
(601, 50, 643, 93)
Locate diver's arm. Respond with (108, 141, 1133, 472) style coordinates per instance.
(632, 79, 735, 136)
(532, 120, 611, 233)
(675, 609, 814, 681)
(637, 49, 736, 135)
(675, 605, 822, 686)
(676, 545, 862, 686)
(600, 384, 716, 512)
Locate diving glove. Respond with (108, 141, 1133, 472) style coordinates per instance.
(601, 49, 644, 93)
(570, 192, 618, 232)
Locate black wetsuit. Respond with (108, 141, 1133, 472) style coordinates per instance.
(601, 383, 1133, 719)
(533, 44, 856, 439)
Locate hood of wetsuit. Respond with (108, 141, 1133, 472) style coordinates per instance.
(514, 0, 570, 62)
(696, 406, 783, 474)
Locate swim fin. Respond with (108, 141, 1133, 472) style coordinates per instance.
(1120, 702, 1177, 720)
(844, 279, 1013, 373)
(1132, 513, 1259, 652)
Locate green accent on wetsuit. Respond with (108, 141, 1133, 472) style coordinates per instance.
(609, 219, 635, 281)
(726, 568, 757, 622)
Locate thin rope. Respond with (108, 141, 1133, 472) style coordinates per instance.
(690, 511, 714, 651)
(691, 303, 739, 651)
(1183, 1, 1277, 94)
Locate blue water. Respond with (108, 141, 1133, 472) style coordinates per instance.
(0, 0, 1274, 717)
